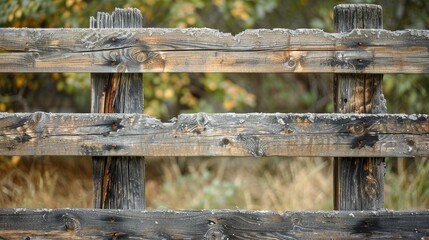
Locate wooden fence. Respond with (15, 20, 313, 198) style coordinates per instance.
(0, 4, 428, 239)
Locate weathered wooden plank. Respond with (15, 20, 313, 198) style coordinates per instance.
(0, 28, 429, 73)
(2, 27, 429, 52)
(0, 112, 428, 157)
(0, 209, 428, 239)
(333, 4, 385, 211)
(90, 8, 146, 210)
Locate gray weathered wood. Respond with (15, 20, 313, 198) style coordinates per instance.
(1, 28, 429, 73)
(1, 112, 428, 157)
(0, 208, 428, 239)
(333, 4, 385, 211)
(90, 8, 145, 210)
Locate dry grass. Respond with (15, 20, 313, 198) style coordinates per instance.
(384, 158, 429, 210)
(146, 157, 333, 210)
(0, 156, 428, 210)
(0, 156, 92, 208)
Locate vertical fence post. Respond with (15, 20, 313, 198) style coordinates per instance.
(333, 4, 386, 210)
(90, 8, 145, 209)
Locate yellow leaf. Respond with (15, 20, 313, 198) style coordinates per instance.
(231, 0, 250, 21)
(214, 0, 224, 7)
(186, 16, 197, 25)
(0, 102, 6, 112)
(160, 73, 169, 82)
(155, 88, 164, 99)
(15, 75, 25, 89)
(15, 9, 22, 18)
(164, 88, 175, 99)
(177, 22, 187, 28)
(223, 99, 236, 110)
(63, 11, 71, 18)
(66, 0, 74, 7)
(146, 0, 155, 6)
(245, 94, 256, 106)
(144, 107, 155, 116)
(181, 92, 198, 107)
(181, 2, 196, 15)
(207, 81, 218, 91)
(72, 4, 81, 11)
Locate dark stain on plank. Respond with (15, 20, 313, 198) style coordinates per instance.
(351, 134, 379, 149)
(0, 115, 31, 131)
(352, 219, 382, 236)
(327, 56, 372, 71)
(14, 133, 31, 143)
(81, 144, 103, 155)
(102, 144, 123, 152)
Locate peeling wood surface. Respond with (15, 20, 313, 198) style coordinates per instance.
(0, 209, 428, 239)
(1, 28, 429, 73)
(0, 112, 428, 157)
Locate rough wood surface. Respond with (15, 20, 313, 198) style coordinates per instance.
(333, 4, 385, 211)
(1, 27, 429, 73)
(90, 8, 145, 210)
(0, 209, 428, 239)
(1, 112, 428, 157)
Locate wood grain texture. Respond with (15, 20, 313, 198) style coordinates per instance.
(333, 4, 385, 211)
(1, 112, 428, 157)
(90, 8, 146, 210)
(1, 27, 429, 73)
(0, 209, 428, 239)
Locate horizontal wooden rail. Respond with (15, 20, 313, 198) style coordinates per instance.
(1, 28, 429, 73)
(1, 112, 428, 157)
(0, 209, 428, 239)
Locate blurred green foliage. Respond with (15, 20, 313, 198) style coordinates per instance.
(385, 159, 429, 209)
(154, 168, 241, 209)
(1, 0, 429, 117)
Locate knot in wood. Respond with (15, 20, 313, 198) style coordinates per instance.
(179, 113, 210, 134)
(219, 138, 230, 147)
(284, 57, 297, 69)
(116, 64, 127, 72)
(364, 174, 379, 199)
(205, 227, 225, 240)
(109, 51, 120, 65)
(63, 214, 81, 232)
(350, 122, 366, 135)
(238, 134, 266, 157)
(134, 50, 148, 63)
(196, 112, 210, 126)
